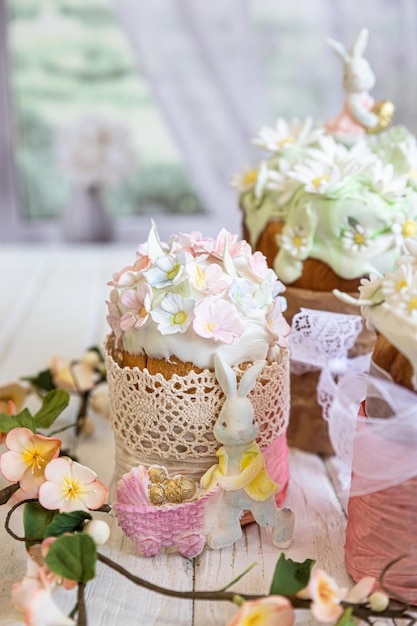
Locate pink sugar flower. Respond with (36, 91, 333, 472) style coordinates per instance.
(120, 283, 152, 330)
(305, 569, 347, 624)
(193, 298, 244, 344)
(266, 299, 291, 348)
(212, 229, 247, 260)
(49, 357, 95, 393)
(0, 428, 61, 494)
(187, 260, 228, 295)
(226, 596, 295, 626)
(12, 552, 75, 625)
(234, 250, 270, 283)
(39, 457, 108, 513)
(108, 255, 151, 287)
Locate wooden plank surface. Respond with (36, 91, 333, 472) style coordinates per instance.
(0, 246, 352, 625)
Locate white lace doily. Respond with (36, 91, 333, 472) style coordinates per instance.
(104, 337, 289, 461)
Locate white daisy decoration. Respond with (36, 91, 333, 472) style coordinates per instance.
(230, 166, 258, 192)
(381, 264, 414, 304)
(150, 294, 195, 335)
(368, 162, 408, 200)
(288, 159, 340, 195)
(341, 217, 372, 252)
(391, 211, 417, 247)
(254, 161, 270, 199)
(252, 117, 322, 153)
(279, 225, 310, 259)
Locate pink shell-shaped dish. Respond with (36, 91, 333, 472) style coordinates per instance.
(112, 466, 218, 558)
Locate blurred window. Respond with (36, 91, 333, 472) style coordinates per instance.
(5, 0, 204, 238)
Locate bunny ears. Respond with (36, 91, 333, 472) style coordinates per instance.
(214, 355, 265, 399)
(327, 27, 369, 61)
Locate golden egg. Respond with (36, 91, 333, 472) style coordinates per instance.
(178, 477, 197, 501)
(148, 484, 165, 505)
(164, 480, 183, 503)
(148, 466, 168, 484)
(367, 100, 395, 134)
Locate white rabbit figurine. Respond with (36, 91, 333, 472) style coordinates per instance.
(201, 355, 294, 550)
(326, 28, 381, 139)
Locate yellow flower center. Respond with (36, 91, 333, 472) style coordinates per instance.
(242, 169, 257, 186)
(166, 263, 180, 281)
(22, 448, 46, 475)
(277, 135, 295, 147)
(311, 174, 329, 189)
(408, 170, 417, 179)
(204, 322, 217, 333)
(138, 306, 148, 317)
(402, 220, 417, 238)
(353, 232, 366, 245)
(194, 265, 207, 289)
(293, 235, 304, 248)
(317, 580, 335, 603)
(407, 297, 417, 311)
(173, 311, 187, 325)
(63, 477, 82, 501)
(396, 280, 408, 291)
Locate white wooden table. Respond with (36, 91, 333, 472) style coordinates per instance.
(0, 245, 351, 626)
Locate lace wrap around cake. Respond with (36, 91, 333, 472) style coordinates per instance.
(105, 337, 290, 502)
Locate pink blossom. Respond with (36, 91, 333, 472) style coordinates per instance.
(49, 357, 95, 393)
(0, 382, 28, 443)
(39, 457, 108, 513)
(234, 250, 270, 282)
(108, 255, 151, 287)
(226, 596, 295, 626)
(120, 283, 152, 330)
(345, 576, 376, 604)
(106, 288, 123, 346)
(187, 261, 228, 295)
(307, 569, 347, 624)
(0, 428, 61, 494)
(193, 299, 244, 344)
(266, 299, 291, 348)
(11, 551, 75, 625)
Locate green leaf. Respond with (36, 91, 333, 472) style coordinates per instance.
(45, 510, 92, 537)
(335, 608, 356, 626)
(0, 413, 19, 434)
(15, 408, 37, 432)
(0, 408, 36, 434)
(22, 369, 55, 392)
(269, 553, 315, 597)
(45, 533, 97, 583)
(23, 502, 57, 550)
(34, 389, 70, 429)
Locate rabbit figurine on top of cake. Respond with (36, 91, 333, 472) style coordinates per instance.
(326, 28, 394, 139)
(201, 356, 295, 550)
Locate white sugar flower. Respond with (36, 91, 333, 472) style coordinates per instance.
(341, 218, 371, 252)
(279, 226, 309, 259)
(289, 159, 340, 195)
(391, 211, 417, 246)
(57, 113, 137, 188)
(151, 294, 195, 334)
(310, 135, 375, 177)
(254, 161, 270, 199)
(382, 264, 414, 304)
(229, 279, 257, 311)
(145, 252, 188, 288)
(230, 166, 258, 192)
(368, 162, 407, 200)
(252, 117, 322, 153)
(391, 277, 417, 317)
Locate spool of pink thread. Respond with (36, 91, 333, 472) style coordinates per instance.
(345, 402, 417, 603)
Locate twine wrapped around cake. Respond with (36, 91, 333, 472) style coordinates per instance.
(104, 336, 290, 504)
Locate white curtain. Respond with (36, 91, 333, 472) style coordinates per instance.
(113, 1, 417, 232)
